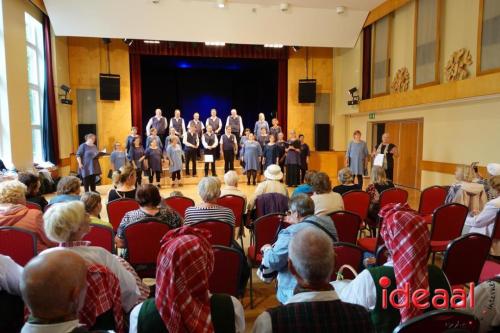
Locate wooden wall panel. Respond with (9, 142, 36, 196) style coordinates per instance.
(364, 0, 412, 27)
(398, 121, 421, 188)
(384, 121, 401, 183)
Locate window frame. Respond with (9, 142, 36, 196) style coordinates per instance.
(370, 14, 392, 98)
(476, 0, 500, 76)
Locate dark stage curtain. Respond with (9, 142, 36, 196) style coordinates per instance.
(362, 25, 372, 101)
(277, 59, 288, 135)
(130, 54, 143, 134)
(42, 15, 59, 163)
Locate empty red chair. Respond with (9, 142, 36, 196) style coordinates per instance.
(442, 233, 491, 287)
(342, 190, 370, 221)
(217, 195, 246, 246)
(418, 186, 447, 224)
(209, 245, 243, 297)
(332, 242, 364, 280)
(82, 224, 114, 253)
(124, 218, 171, 278)
(163, 196, 194, 219)
(25, 202, 42, 211)
(107, 198, 140, 232)
(329, 211, 361, 244)
(392, 309, 479, 333)
(190, 220, 234, 247)
(0, 227, 37, 266)
(429, 203, 468, 263)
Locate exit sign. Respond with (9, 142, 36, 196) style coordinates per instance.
(369, 113, 376, 119)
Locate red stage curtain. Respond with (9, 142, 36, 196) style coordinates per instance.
(277, 59, 288, 135)
(130, 54, 143, 134)
(362, 26, 372, 100)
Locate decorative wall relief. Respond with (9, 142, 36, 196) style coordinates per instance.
(445, 48, 473, 82)
(390, 67, 410, 93)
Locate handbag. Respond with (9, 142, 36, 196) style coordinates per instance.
(333, 264, 358, 294)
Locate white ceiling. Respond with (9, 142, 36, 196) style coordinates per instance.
(44, 0, 384, 48)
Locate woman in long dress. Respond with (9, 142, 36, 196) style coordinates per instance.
(263, 134, 279, 171)
(76, 133, 102, 192)
(144, 139, 163, 188)
(345, 130, 369, 188)
(285, 139, 301, 187)
(241, 133, 262, 185)
(166, 136, 184, 188)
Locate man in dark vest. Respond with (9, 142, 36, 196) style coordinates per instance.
(253, 227, 374, 332)
(188, 112, 205, 160)
(220, 125, 238, 174)
(202, 125, 218, 177)
(169, 109, 186, 138)
(225, 109, 243, 157)
(205, 108, 222, 159)
(183, 124, 199, 176)
(146, 108, 168, 144)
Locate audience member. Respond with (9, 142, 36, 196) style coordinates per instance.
(18, 172, 48, 210)
(333, 167, 361, 195)
(110, 142, 127, 171)
(241, 133, 262, 185)
(253, 228, 374, 333)
(292, 170, 317, 197)
(260, 194, 338, 304)
(311, 172, 344, 216)
(108, 164, 137, 201)
(0, 180, 55, 252)
(445, 164, 487, 211)
(346, 130, 369, 188)
(0, 254, 22, 296)
(467, 274, 500, 333)
(248, 164, 288, 210)
(49, 176, 81, 204)
(80, 191, 112, 228)
(474, 163, 500, 201)
(366, 166, 394, 221)
(0, 254, 23, 332)
(169, 190, 184, 197)
(129, 227, 245, 333)
(221, 170, 248, 213)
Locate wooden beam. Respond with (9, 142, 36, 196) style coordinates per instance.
(29, 0, 47, 14)
(364, 0, 412, 27)
(421, 160, 487, 175)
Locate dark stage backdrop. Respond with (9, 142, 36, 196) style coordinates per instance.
(140, 56, 278, 131)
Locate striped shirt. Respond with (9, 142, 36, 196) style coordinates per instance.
(184, 205, 235, 226)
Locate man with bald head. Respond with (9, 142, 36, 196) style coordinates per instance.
(146, 108, 168, 144)
(20, 250, 89, 333)
(253, 227, 373, 332)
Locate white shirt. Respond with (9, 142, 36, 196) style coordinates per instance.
(464, 197, 500, 236)
(311, 192, 344, 216)
(202, 132, 219, 149)
(129, 295, 246, 333)
(225, 116, 244, 136)
(41, 246, 141, 312)
(145, 116, 168, 136)
(467, 276, 500, 333)
(183, 131, 200, 148)
(0, 254, 22, 295)
(252, 290, 340, 333)
(21, 320, 82, 333)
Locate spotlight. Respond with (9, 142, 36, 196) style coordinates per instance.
(347, 87, 360, 106)
(122, 39, 134, 46)
(348, 87, 358, 96)
(292, 46, 302, 52)
(60, 84, 71, 94)
(216, 0, 226, 8)
(59, 85, 73, 105)
(264, 44, 284, 48)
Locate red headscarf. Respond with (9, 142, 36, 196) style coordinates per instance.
(379, 203, 430, 322)
(155, 226, 215, 333)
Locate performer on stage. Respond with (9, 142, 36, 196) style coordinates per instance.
(202, 125, 218, 177)
(220, 125, 238, 174)
(145, 108, 168, 144)
(257, 127, 270, 173)
(166, 136, 184, 188)
(285, 132, 301, 187)
(183, 124, 199, 177)
(254, 113, 269, 137)
(128, 136, 145, 186)
(372, 132, 398, 182)
(76, 133, 103, 192)
(145, 127, 163, 151)
(145, 139, 163, 188)
(206, 108, 223, 159)
(188, 112, 205, 159)
(276, 132, 287, 174)
(241, 133, 262, 185)
(164, 128, 179, 150)
(125, 126, 139, 152)
(346, 130, 369, 188)
(299, 134, 310, 184)
(169, 109, 186, 137)
(226, 109, 244, 155)
(263, 134, 279, 171)
(269, 118, 282, 138)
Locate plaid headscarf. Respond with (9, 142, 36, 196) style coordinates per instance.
(379, 202, 430, 322)
(155, 226, 215, 333)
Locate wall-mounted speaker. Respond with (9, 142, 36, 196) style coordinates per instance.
(298, 79, 316, 103)
(99, 74, 120, 101)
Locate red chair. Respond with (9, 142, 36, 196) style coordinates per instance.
(442, 233, 491, 287)
(418, 186, 447, 224)
(342, 190, 370, 221)
(163, 196, 194, 219)
(366, 188, 408, 236)
(375, 244, 389, 266)
(332, 242, 364, 280)
(106, 198, 140, 232)
(0, 227, 37, 266)
(190, 220, 234, 247)
(82, 224, 114, 253)
(392, 309, 479, 333)
(216, 195, 246, 246)
(479, 259, 500, 283)
(358, 216, 385, 253)
(209, 245, 243, 297)
(429, 203, 468, 263)
(124, 218, 171, 278)
(329, 211, 361, 244)
(25, 202, 42, 211)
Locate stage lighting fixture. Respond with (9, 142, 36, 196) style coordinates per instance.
(59, 85, 73, 105)
(122, 39, 134, 46)
(60, 84, 71, 93)
(217, 0, 226, 8)
(292, 46, 302, 52)
(205, 41, 226, 46)
(348, 87, 358, 96)
(144, 40, 160, 44)
(347, 87, 360, 106)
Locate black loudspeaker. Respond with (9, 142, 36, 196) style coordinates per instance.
(298, 79, 316, 103)
(99, 74, 120, 101)
(315, 124, 330, 151)
(78, 124, 97, 145)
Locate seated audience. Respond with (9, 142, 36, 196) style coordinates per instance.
(291, 170, 317, 197)
(473, 162, 500, 201)
(0, 180, 55, 252)
(311, 172, 344, 216)
(463, 175, 500, 255)
(184, 176, 235, 225)
(467, 274, 500, 333)
(0, 254, 22, 296)
(366, 166, 395, 221)
(116, 184, 182, 250)
(19, 250, 89, 333)
(129, 227, 245, 333)
(445, 164, 486, 211)
(49, 176, 81, 204)
(18, 172, 48, 210)
(221, 170, 248, 213)
(333, 167, 361, 195)
(169, 190, 184, 197)
(339, 203, 451, 333)
(108, 164, 137, 202)
(42, 201, 143, 312)
(247, 164, 289, 211)
(80, 191, 112, 228)
(253, 228, 374, 333)
(260, 194, 338, 304)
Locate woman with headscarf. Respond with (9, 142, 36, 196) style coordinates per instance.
(129, 227, 245, 333)
(337, 203, 451, 333)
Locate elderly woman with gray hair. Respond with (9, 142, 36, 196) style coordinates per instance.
(333, 167, 361, 195)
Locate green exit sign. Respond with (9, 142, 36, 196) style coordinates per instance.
(369, 113, 376, 119)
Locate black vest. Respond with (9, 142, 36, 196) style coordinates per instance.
(152, 117, 167, 135)
(185, 132, 198, 146)
(228, 116, 241, 133)
(222, 134, 235, 151)
(204, 133, 216, 147)
(188, 120, 203, 136)
(170, 118, 184, 135)
(207, 117, 221, 131)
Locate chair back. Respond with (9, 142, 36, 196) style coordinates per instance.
(491, 211, 500, 242)
(379, 187, 409, 208)
(163, 196, 195, 219)
(217, 195, 245, 228)
(0, 227, 37, 266)
(209, 245, 243, 297)
(190, 220, 234, 246)
(25, 202, 42, 211)
(254, 193, 288, 218)
(332, 242, 364, 280)
(418, 186, 447, 215)
(329, 210, 361, 244)
(250, 213, 284, 261)
(106, 198, 140, 232)
(342, 190, 370, 221)
(82, 224, 114, 253)
(442, 233, 491, 286)
(430, 203, 468, 242)
(375, 245, 389, 266)
(392, 309, 479, 333)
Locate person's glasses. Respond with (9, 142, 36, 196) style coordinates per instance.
(286, 210, 292, 216)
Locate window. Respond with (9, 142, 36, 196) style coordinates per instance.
(371, 15, 391, 96)
(25, 13, 45, 163)
(413, 0, 441, 87)
(477, 0, 500, 74)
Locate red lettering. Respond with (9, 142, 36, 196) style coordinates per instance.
(382, 288, 388, 309)
(411, 289, 430, 310)
(431, 289, 449, 309)
(390, 283, 409, 309)
(450, 288, 466, 309)
(469, 283, 475, 308)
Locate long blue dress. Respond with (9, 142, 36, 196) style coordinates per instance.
(263, 143, 279, 169)
(242, 141, 262, 171)
(76, 143, 101, 178)
(145, 147, 163, 172)
(346, 140, 369, 175)
(166, 144, 183, 173)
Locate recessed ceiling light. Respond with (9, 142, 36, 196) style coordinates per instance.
(144, 40, 160, 44)
(205, 41, 226, 46)
(217, 0, 226, 8)
(264, 44, 284, 48)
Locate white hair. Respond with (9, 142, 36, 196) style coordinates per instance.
(289, 227, 334, 284)
(224, 171, 239, 187)
(198, 176, 221, 202)
(0, 180, 27, 204)
(43, 201, 86, 243)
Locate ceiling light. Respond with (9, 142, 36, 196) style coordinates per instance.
(264, 44, 284, 48)
(217, 0, 226, 8)
(144, 40, 160, 44)
(205, 41, 225, 46)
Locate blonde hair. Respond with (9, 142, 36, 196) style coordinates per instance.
(371, 166, 388, 185)
(56, 176, 81, 195)
(112, 164, 135, 186)
(43, 201, 86, 243)
(0, 180, 27, 204)
(80, 191, 101, 214)
(198, 176, 221, 202)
